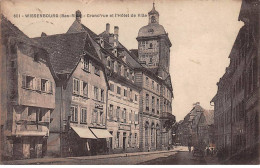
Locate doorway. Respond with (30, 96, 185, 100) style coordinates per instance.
(123, 132, 126, 151)
(30, 139, 36, 158)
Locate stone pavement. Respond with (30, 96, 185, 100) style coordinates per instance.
(2, 146, 185, 165)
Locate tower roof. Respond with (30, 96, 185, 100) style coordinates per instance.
(137, 23, 166, 38)
(148, 2, 159, 16)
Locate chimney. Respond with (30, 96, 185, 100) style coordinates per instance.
(114, 26, 119, 47)
(106, 23, 110, 34)
(76, 10, 82, 23)
(41, 32, 47, 37)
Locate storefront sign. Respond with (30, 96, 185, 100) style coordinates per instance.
(72, 96, 87, 103)
(119, 124, 131, 131)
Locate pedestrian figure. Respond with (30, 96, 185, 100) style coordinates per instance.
(188, 141, 192, 153)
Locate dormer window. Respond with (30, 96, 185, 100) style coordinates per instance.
(82, 57, 89, 72)
(100, 39, 104, 47)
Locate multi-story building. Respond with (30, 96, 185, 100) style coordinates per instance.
(211, 0, 259, 160)
(1, 16, 55, 160)
(34, 14, 111, 156)
(98, 24, 141, 153)
(176, 102, 214, 148)
(133, 3, 175, 151)
(211, 68, 232, 155)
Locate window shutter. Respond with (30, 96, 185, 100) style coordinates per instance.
(37, 78, 41, 91)
(49, 81, 53, 93)
(80, 81, 83, 96)
(22, 75, 26, 88)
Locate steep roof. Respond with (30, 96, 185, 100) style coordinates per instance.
(33, 32, 99, 75)
(1, 15, 43, 48)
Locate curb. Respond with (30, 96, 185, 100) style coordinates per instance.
(3, 149, 181, 164)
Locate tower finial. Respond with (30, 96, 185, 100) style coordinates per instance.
(153, 1, 155, 9)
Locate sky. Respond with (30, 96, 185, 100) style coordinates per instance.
(2, 0, 244, 121)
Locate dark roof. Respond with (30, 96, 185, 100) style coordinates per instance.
(66, 20, 98, 38)
(33, 32, 99, 75)
(1, 15, 43, 48)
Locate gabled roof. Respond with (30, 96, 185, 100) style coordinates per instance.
(33, 32, 99, 75)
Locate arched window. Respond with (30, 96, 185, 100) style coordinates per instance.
(151, 16, 156, 23)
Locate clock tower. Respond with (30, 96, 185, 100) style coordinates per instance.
(137, 3, 172, 79)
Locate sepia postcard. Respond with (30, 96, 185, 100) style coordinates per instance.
(0, 0, 259, 165)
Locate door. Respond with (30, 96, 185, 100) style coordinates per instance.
(123, 132, 126, 150)
(13, 138, 23, 159)
(30, 139, 36, 158)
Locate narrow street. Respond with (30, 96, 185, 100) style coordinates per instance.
(3, 146, 220, 165)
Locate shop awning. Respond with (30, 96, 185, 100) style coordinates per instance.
(71, 126, 97, 139)
(90, 128, 113, 138)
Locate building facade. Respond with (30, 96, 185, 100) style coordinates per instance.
(211, 0, 259, 160)
(98, 24, 141, 153)
(34, 27, 111, 157)
(1, 16, 55, 160)
(134, 4, 175, 151)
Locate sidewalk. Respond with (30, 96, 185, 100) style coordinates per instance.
(2, 147, 183, 165)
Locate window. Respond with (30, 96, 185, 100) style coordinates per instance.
(151, 16, 156, 23)
(124, 89, 127, 97)
(146, 77, 149, 87)
(73, 78, 80, 94)
(83, 57, 89, 71)
(110, 83, 114, 92)
(129, 89, 133, 101)
(135, 94, 138, 101)
(101, 89, 104, 102)
(70, 106, 78, 122)
(38, 108, 43, 121)
(129, 110, 132, 123)
(135, 133, 138, 147)
(92, 110, 98, 124)
(83, 82, 88, 97)
(25, 76, 34, 89)
(118, 64, 121, 74)
(152, 81, 154, 90)
(116, 107, 120, 120)
(94, 87, 98, 100)
(157, 99, 159, 114)
(41, 79, 48, 92)
(152, 96, 155, 112)
(149, 43, 153, 48)
(124, 67, 127, 77)
(100, 111, 104, 125)
(135, 112, 138, 123)
(122, 108, 126, 123)
(109, 104, 113, 118)
(94, 66, 100, 76)
(146, 94, 149, 110)
(111, 61, 114, 71)
(117, 86, 121, 95)
(81, 108, 87, 123)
